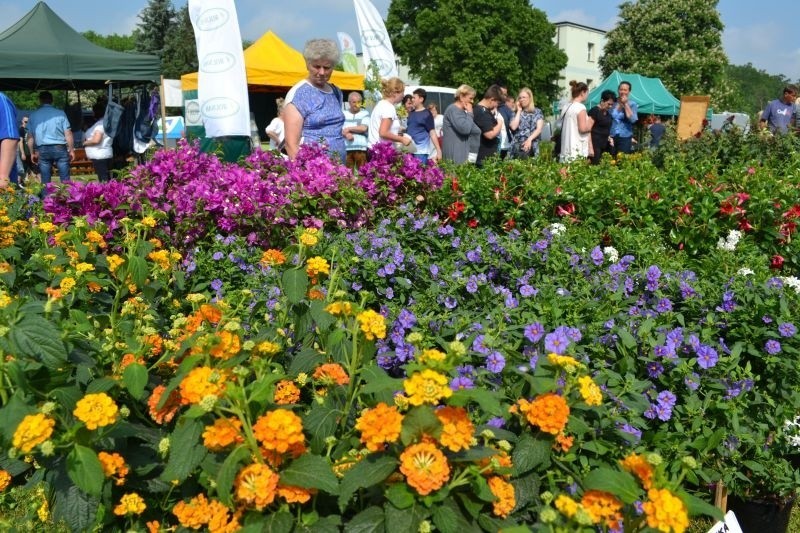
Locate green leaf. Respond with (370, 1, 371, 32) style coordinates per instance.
(360, 365, 404, 396)
(160, 417, 207, 483)
(216, 445, 251, 506)
(260, 510, 294, 533)
(338, 455, 398, 510)
(401, 405, 442, 445)
(384, 500, 427, 533)
(280, 454, 339, 494)
(583, 468, 641, 504)
(616, 327, 637, 349)
(122, 363, 148, 400)
(86, 377, 117, 394)
(67, 445, 104, 497)
(345, 506, 385, 533)
(450, 388, 503, 416)
(309, 299, 336, 330)
(9, 314, 67, 368)
(50, 482, 100, 532)
(679, 491, 724, 521)
(289, 347, 326, 376)
(512, 434, 551, 475)
(385, 482, 416, 509)
(128, 255, 148, 288)
(283, 268, 309, 304)
(304, 404, 341, 454)
(512, 472, 540, 511)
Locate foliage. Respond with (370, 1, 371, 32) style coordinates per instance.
(160, 5, 198, 79)
(0, 192, 721, 530)
(386, 0, 567, 103)
(81, 30, 136, 52)
(724, 63, 795, 115)
(133, 0, 176, 56)
(599, 0, 728, 107)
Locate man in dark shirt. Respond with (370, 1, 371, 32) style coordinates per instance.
(472, 85, 504, 167)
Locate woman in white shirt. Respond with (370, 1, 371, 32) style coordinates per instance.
(83, 102, 114, 182)
(368, 77, 412, 150)
(559, 80, 593, 163)
(265, 97, 285, 152)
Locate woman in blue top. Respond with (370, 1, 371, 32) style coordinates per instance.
(284, 39, 346, 162)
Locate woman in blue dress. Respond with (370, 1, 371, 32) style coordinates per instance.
(284, 39, 346, 162)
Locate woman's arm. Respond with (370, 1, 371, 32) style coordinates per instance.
(577, 109, 592, 134)
(283, 104, 303, 159)
(83, 128, 103, 147)
(379, 118, 409, 144)
(509, 109, 522, 131)
(526, 118, 544, 144)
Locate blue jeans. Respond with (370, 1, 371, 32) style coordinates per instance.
(37, 144, 70, 185)
(413, 154, 429, 164)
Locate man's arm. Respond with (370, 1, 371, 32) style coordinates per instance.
(65, 129, 75, 161)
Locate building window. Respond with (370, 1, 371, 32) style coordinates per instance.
(587, 42, 595, 62)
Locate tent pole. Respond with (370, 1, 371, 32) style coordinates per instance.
(160, 76, 168, 150)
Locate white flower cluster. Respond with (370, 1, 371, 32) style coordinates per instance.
(603, 246, 619, 264)
(716, 229, 743, 251)
(549, 223, 566, 236)
(736, 267, 754, 276)
(781, 276, 800, 294)
(784, 416, 800, 448)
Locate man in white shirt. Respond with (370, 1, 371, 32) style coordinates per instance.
(342, 92, 369, 169)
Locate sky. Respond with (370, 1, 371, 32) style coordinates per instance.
(4, 0, 799, 82)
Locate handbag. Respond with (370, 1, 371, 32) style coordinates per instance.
(103, 85, 125, 139)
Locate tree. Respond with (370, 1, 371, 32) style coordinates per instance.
(82, 31, 136, 52)
(133, 0, 176, 56)
(599, 0, 728, 106)
(386, 0, 566, 103)
(725, 63, 792, 115)
(161, 5, 198, 78)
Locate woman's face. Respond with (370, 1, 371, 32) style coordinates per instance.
(389, 89, 405, 104)
(517, 92, 530, 107)
(306, 59, 334, 88)
(458, 92, 474, 106)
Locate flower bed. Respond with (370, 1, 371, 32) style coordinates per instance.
(2, 136, 798, 531)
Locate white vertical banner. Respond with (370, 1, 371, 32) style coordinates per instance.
(337, 32, 359, 73)
(353, 0, 398, 79)
(188, 0, 250, 137)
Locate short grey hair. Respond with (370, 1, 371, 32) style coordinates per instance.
(303, 38, 340, 64)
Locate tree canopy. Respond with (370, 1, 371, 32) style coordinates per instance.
(161, 5, 198, 79)
(133, 0, 175, 56)
(386, 0, 566, 103)
(599, 0, 727, 103)
(82, 31, 136, 52)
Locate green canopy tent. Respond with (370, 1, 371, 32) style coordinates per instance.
(587, 71, 680, 116)
(0, 1, 160, 90)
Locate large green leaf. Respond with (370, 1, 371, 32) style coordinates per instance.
(122, 363, 148, 400)
(216, 445, 251, 506)
(345, 506, 385, 533)
(304, 404, 341, 454)
(127, 254, 148, 288)
(384, 500, 428, 533)
(67, 445, 104, 497)
(450, 388, 503, 416)
(338, 455, 398, 510)
(512, 434, 551, 475)
(289, 347, 326, 376)
(401, 405, 442, 445)
(283, 268, 309, 304)
(160, 417, 207, 483)
(309, 299, 336, 330)
(385, 482, 415, 509)
(9, 314, 67, 368)
(279, 453, 339, 494)
(583, 468, 641, 504)
(50, 482, 100, 532)
(259, 510, 294, 533)
(680, 491, 724, 521)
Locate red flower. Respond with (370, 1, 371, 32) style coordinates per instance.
(555, 187, 563, 195)
(771, 255, 784, 270)
(738, 219, 754, 232)
(648, 192, 660, 201)
(678, 204, 692, 216)
(747, 167, 755, 175)
(503, 219, 516, 231)
(512, 196, 521, 205)
(450, 177, 460, 193)
(783, 205, 800, 219)
(779, 222, 797, 238)
(555, 203, 575, 217)
(467, 218, 478, 228)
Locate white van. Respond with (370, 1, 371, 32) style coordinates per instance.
(404, 85, 457, 113)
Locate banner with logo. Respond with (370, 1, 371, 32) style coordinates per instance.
(188, 0, 250, 137)
(337, 32, 359, 73)
(353, 0, 398, 80)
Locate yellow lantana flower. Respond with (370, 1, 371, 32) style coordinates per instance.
(73, 393, 119, 430)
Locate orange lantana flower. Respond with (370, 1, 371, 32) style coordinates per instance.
(252, 409, 305, 454)
(355, 402, 403, 452)
(209, 330, 241, 360)
(435, 406, 474, 452)
(98, 451, 129, 485)
(274, 380, 301, 405)
(488, 476, 516, 518)
(399, 441, 451, 495)
(179, 367, 228, 405)
(147, 385, 182, 424)
(312, 363, 350, 386)
(260, 249, 286, 267)
(517, 393, 570, 435)
(234, 463, 279, 510)
(202, 417, 244, 451)
(277, 484, 315, 504)
(620, 453, 654, 490)
(581, 490, 623, 529)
